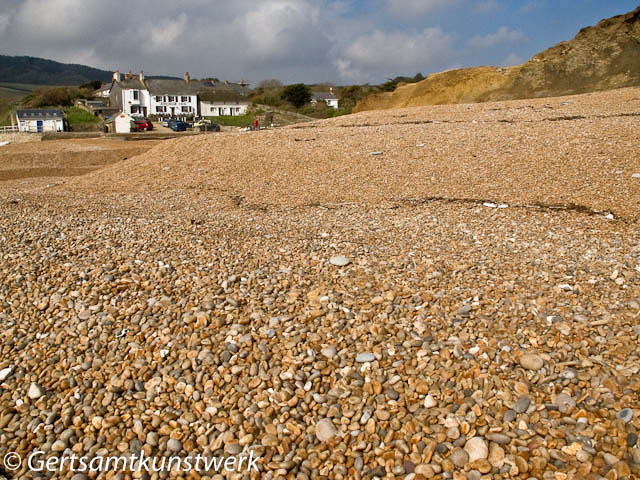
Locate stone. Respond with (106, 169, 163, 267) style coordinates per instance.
(519, 353, 543, 370)
(627, 432, 638, 448)
(321, 346, 337, 359)
(450, 448, 469, 468)
(167, 438, 182, 453)
(503, 410, 517, 422)
(316, 418, 337, 442)
(486, 433, 511, 445)
(514, 396, 531, 413)
(616, 408, 633, 423)
(51, 440, 67, 452)
(488, 444, 505, 468)
(28, 383, 44, 399)
(329, 256, 351, 266)
(556, 393, 576, 413)
(355, 352, 375, 363)
(0, 367, 12, 382)
(424, 394, 437, 408)
(465, 437, 489, 463)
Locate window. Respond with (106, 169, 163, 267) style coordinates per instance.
(155, 96, 162, 102)
(181, 106, 192, 113)
(156, 106, 166, 113)
(132, 90, 139, 100)
(168, 96, 176, 102)
(181, 96, 189, 102)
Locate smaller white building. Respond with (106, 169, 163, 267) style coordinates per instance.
(310, 91, 339, 109)
(93, 84, 111, 98)
(15, 109, 65, 133)
(111, 112, 135, 133)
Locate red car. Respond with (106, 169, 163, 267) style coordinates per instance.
(132, 118, 153, 131)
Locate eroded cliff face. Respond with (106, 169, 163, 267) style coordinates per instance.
(355, 6, 640, 112)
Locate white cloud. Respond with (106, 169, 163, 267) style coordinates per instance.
(502, 53, 523, 66)
(384, 0, 458, 17)
(0, 14, 9, 35)
(469, 26, 526, 49)
(0, 0, 540, 84)
(475, 0, 499, 13)
(337, 27, 456, 81)
(238, 0, 330, 65)
(14, 0, 112, 42)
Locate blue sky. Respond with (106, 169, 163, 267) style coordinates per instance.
(0, 0, 638, 84)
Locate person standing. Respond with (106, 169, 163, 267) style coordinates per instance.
(254, 119, 259, 130)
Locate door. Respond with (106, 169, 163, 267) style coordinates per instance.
(37, 120, 43, 133)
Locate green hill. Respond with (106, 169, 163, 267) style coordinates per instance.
(0, 55, 112, 86)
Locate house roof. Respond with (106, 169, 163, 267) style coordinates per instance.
(312, 92, 338, 101)
(146, 78, 203, 95)
(199, 88, 249, 103)
(16, 109, 64, 120)
(115, 78, 146, 90)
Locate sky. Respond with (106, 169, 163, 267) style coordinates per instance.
(0, 0, 638, 85)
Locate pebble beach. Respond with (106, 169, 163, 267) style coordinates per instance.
(0, 87, 639, 480)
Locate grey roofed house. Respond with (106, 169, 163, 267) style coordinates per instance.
(311, 92, 338, 101)
(15, 109, 64, 120)
(145, 78, 203, 95)
(199, 88, 248, 103)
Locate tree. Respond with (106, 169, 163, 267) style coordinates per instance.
(281, 83, 311, 108)
(258, 79, 282, 90)
(79, 80, 102, 90)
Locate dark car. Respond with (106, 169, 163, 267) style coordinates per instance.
(199, 123, 220, 132)
(132, 118, 153, 131)
(170, 120, 189, 132)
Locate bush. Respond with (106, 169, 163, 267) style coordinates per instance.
(281, 84, 311, 108)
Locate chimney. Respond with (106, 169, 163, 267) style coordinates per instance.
(113, 70, 121, 82)
(185, 72, 190, 83)
(139, 70, 144, 83)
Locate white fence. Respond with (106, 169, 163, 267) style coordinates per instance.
(0, 125, 19, 134)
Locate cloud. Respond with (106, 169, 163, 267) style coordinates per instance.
(469, 26, 526, 49)
(337, 27, 456, 81)
(502, 53, 523, 66)
(384, 0, 459, 18)
(238, 0, 331, 65)
(0, 14, 9, 35)
(0, 0, 579, 84)
(475, 0, 500, 13)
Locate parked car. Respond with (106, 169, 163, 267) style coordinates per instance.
(194, 119, 220, 132)
(204, 123, 220, 132)
(170, 120, 189, 132)
(132, 118, 153, 131)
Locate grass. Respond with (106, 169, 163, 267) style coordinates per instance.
(204, 113, 255, 127)
(64, 106, 101, 124)
(0, 82, 42, 99)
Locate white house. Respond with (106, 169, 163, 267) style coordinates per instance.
(311, 90, 339, 109)
(199, 88, 249, 116)
(109, 71, 150, 117)
(15, 109, 65, 133)
(93, 84, 111, 98)
(146, 73, 200, 118)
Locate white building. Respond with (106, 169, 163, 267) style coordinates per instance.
(147, 73, 200, 118)
(109, 71, 149, 117)
(110, 112, 135, 133)
(108, 69, 252, 120)
(93, 84, 111, 98)
(199, 88, 249, 116)
(310, 91, 339, 109)
(15, 109, 65, 133)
